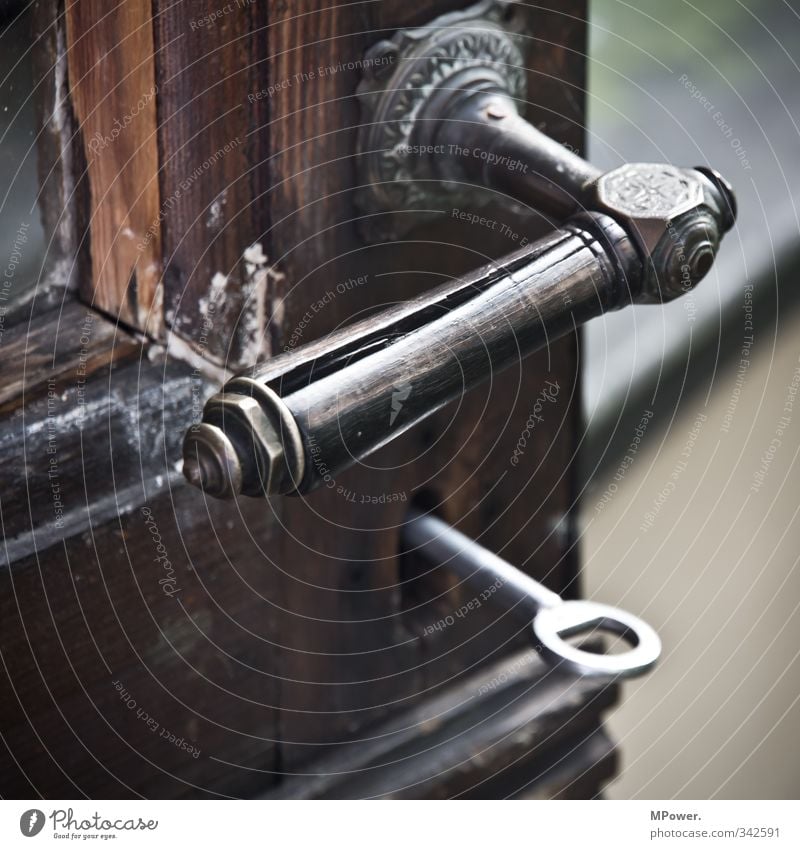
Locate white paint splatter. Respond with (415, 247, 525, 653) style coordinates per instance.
(210, 272, 228, 299)
(237, 242, 285, 364)
(243, 242, 267, 269)
(272, 294, 285, 329)
(165, 332, 230, 382)
(195, 272, 229, 329)
(206, 190, 227, 230)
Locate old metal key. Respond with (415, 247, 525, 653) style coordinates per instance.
(402, 510, 660, 679)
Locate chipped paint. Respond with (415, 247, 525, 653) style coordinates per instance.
(165, 333, 230, 383)
(272, 294, 285, 329)
(243, 242, 267, 271)
(163, 244, 284, 370)
(206, 190, 227, 230)
(142, 278, 164, 339)
(210, 271, 228, 298)
(238, 242, 284, 364)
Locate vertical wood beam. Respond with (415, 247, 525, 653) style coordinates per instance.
(64, 0, 162, 335)
(152, 0, 271, 367)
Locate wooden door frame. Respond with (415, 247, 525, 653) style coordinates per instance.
(1, 0, 617, 799)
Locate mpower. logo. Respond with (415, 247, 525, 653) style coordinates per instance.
(19, 810, 45, 837)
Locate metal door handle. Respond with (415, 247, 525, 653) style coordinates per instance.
(402, 509, 660, 678)
(182, 1, 736, 499)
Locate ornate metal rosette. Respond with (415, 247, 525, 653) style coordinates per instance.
(356, 0, 527, 242)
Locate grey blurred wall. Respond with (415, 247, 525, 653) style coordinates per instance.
(583, 0, 800, 799)
(584, 320, 800, 798)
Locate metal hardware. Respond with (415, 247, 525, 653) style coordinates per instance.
(355, 0, 527, 242)
(182, 5, 736, 499)
(402, 510, 660, 679)
(183, 381, 306, 500)
(355, 0, 735, 299)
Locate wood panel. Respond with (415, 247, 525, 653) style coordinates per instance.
(3, 0, 598, 798)
(31, 0, 91, 305)
(262, 648, 618, 799)
(0, 486, 281, 798)
(411, 0, 588, 703)
(64, 0, 163, 335)
(259, 0, 437, 767)
(0, 305, 282, 798)
(255, 0, 589, 770)
(0, 300, 137, 411)
(152, 0, 273, 367)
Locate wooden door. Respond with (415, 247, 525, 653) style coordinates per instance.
(1, 0, 617, 798)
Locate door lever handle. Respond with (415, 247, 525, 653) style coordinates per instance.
(182, 2, 736, 499)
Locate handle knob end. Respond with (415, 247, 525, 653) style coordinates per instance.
(183, 423, 243, 500)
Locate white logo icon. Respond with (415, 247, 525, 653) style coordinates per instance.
(390, 382, 412, 426)
(20, 809, 45, 837)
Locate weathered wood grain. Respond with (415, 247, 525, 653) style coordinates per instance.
(262, 648, 618, 799)
(30, 0, 91, 302)
(0, 485, 282, 798)
(64, 0, 163, 335)
(3, 0, 601, 798)
(257, 0, 591, 769)
(151, 0, 272, 367)
(0, 300, 138, 411)
(0, 303, 282, 797)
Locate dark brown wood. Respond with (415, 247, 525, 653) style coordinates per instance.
(0, 485, 281, 798)
(64, 0, 163, 335)
(261, 648, 618, 799)
(0, 303, 282, 798)
(30, 0, 91, 305)
(151, 0, 273, 367)
(1, 302, 155, 562)
(397, 0, 591, 727)
(0, 300, 138, 411)
(258, 0, 592, 770)
(2, 0, 600, 799)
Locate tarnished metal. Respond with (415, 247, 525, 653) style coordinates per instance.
(402, 510, 661, 679)
(183, 382, 304, 498)
(354, 0, 736, 301)
(182, 4, 736, 499)
(183, 422, 243, 500)
(355, 0, 526, 241)
(184, 214, 642, 497)
(593, 162, 735, 301)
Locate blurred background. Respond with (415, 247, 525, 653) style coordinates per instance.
(1, 0, 798, 800)
(583, 0, 800, 798)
